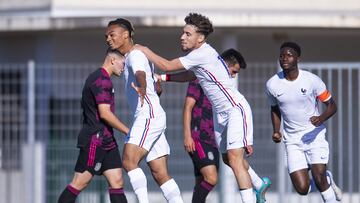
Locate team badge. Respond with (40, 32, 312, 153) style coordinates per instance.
(208, 152, 214, 160)
(94, 162, 102, 171)
(301, 88, 307, 95)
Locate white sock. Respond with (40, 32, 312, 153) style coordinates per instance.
(320, 186, 337, 203)
(239, 188, 255, 203)
(160, 179, 184, 203)
(128, 168, 149, 203)
(248, 166, 263, 190)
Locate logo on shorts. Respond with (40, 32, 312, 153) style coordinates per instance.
(94, 162, 102, 171)
(208, 152, 214, 160)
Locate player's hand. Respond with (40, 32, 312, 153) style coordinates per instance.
(131, 82, 145, 107)
(245, 145, 254, 157)
(184, 135, 196, 153)
(310, 116, 323, 127)
(272, 132, 282, 143)
(154, 73, 162, 82)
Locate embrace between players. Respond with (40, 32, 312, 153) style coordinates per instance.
(58, 13, 342, 203)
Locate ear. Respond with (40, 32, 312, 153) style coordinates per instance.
(110, 56, 116, 65)
(197, 34, 205, 43)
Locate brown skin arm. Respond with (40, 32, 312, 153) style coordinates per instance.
(98, 104, 129, 135)
(271, 105, 282, 143)
(133, 71, 147, 107)
(310, 97, 337, 126)
(134, 44, 185, 72)
(183, 96, 196, 152)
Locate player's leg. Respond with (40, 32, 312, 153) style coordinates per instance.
(102, 148, 127, 203)
(122, 117, 159, 203)
(122, 143, 148, 203)
(307, 133, 341, 202)
(189, 142, 219, 203)
(223, 153, 271, 203)
(147, 133, 183, 203)
(58, 147, 97, 203)
(286, 142, 312, 195)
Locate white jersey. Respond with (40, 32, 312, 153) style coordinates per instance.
(124, 50, 165, 118)
(266, 69, 332, 139)
(179, 43, 245, 113)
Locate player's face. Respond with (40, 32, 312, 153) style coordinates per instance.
(112, 55, 125, 76)
(180, 24, 204, 52)
(279, 47, 299, 70)
(106, 25, 127, 50)
(227, 63, 241, 78)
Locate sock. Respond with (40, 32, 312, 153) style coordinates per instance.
(128, 168, 149, 203)
(239, 188, 255, 203)
(191, 180, 214, 203)
(58, 185, 80, 203)
(109, 188, 127, 203)
(160, 178, 184, 203)
(320, 186, 337, 203)
(248, 166, 263, 190)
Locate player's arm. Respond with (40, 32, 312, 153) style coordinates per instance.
(159, 70, 196, 82)
(270, 105, 282, 143)
(98, 104, 129, 135)
(183, 96, 196, 152)
(134, 44, 185, 72)
(134, 70, 147, 106)
(310, 97, 337, 126)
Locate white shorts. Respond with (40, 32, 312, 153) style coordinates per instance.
(125, 115, 170, 162)
(214, 100, 254, 154)
(285, 129, 329, 173)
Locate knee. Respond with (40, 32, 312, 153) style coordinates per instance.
(293, 183, 310, 195)
(109, 174, 125, 188)
(203, 173, 218, 186)
(122, 158, 136, 172)
(312, 173, 329, 190)
(152, 169, 170, 185)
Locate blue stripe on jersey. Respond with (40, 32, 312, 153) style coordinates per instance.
(144, 95, 154, 118)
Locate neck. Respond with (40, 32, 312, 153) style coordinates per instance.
(284, 66, 299, 81)
(118, 40, 134, 55)
(102, 65, 112, 77)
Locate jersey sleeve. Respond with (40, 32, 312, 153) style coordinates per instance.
(186, 80, 201, 100)
(313, 75, 331, 102)
(265, 80, 278, 106)
(128, 50, 148, 73)
(91, 77, 113, 105)
(179, 49, 206, 70)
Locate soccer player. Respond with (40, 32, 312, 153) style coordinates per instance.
(265, 42, 342, 203)
(135, 13, 256, 203)
(183, 48, 271, 203)
(58, 48, 129, 203)
(106, 18, 184, 203)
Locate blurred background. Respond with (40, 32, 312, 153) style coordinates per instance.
(0, 0, 359, 202)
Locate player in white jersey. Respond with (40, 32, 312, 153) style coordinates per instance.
(106, 18, 183, 203)
(266, 42, 342, 203)
(135, 13, 255, 203)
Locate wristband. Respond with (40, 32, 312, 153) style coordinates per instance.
(161, 74, 171, 81)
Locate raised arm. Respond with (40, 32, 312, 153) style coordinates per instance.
(135, 44, 185, 72)
(98, 104, 129, 135)
(160, 70, 196, 82)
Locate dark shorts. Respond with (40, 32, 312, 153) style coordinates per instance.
(188, 141, 219, 177)
(75, 145, 122, 176)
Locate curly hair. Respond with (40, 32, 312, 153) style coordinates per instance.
(184, 13, 213, 38)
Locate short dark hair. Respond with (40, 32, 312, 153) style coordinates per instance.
(108, 18, 135, 37)
(184, 13, 213, 38)
(221, 48, 247, 69)
(106, 48, 123, 57)
(280, 42, 301, 57)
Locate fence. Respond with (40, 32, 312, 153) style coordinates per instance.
(0, 61, 359, 203)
